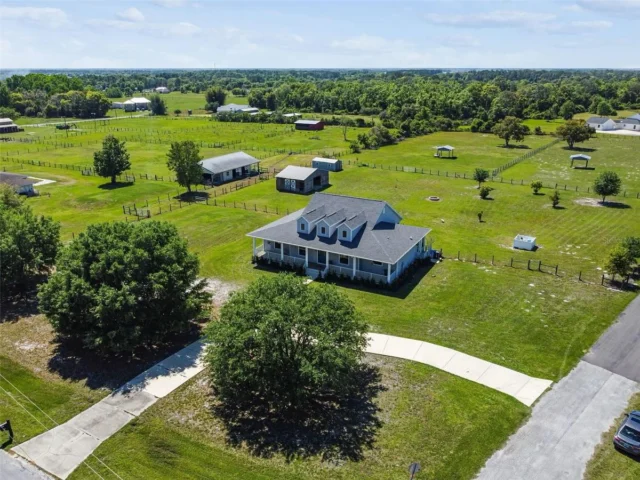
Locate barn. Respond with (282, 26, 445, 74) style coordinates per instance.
(276, 166, 329, 194)
(124, 97, 151, 112)
(294, 120, 324, 131)
(199, 151, 260, 185)
(0, 118, 20, 134)
(312, 157, 342, 172)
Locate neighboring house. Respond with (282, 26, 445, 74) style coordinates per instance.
(240, 107, 260, 114)
(276, 166, 329, 194)
(123, 97, 151, 112)
(617, 118, 640, 131)
(155, 86, 170, 94)
(283, 113, 302, 118)
(217, 103, 250, 113)
(586, 116, 616, 131)
(247, 193, 433, 284)
(199, 151, 260, 185)
(629, 113, 640, 121)
(0, 118, 20, 134)
(111, 102, 124, 109)
(294, 120, 324, 131)
(0, 172, 35, 195)
(312, 157, 343, 172)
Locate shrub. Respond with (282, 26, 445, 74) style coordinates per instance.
(479, 186, 494, 199)
(550, 190, 561, 208)
(38, 221, 210, 354)
(531, 181, 543, 194)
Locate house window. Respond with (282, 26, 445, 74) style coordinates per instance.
(339, 255, 349, 265)
(300, 222, 305, 231)
(299, 247, 306, 256)
(275, 242, 281, 249)
(321, 226, 326, 235)
(373, 261, 382, 266)
(341, 230, 347, 238)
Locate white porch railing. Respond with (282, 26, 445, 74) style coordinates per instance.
(262, 250, 305, 267)
(327, 264, 389, 284)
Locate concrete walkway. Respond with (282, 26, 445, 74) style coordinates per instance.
(366, 333, 552, 406)
(13, 333, 552, 478)
(13, 341, 205, 479)
(476, 295, 640, 480)
(1, 450, 52, 480)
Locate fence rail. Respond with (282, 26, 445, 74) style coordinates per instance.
(491, 138, 561, 176)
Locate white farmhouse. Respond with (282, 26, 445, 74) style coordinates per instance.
(586, 116, 616, 131)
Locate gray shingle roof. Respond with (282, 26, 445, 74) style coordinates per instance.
(312, 157, 339, 164)
(344, 211, 367, 229)
(301, 206, 326, 222)
(622, 118, 640, 125)
(199, 151, 259, 174)
(323, 208, 346, 226)
(247, 193, 431, 263)
(294, 120, 322, 125)
(275, 166, 318, 181)
(586, 117, 612, 124)
(0, 172, 35, 187)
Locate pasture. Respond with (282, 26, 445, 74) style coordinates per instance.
(2, 115, 639, 479)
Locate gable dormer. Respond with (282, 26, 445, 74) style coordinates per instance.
(298, 206, 325, 234)
(317, 209, 346, 238)
(338, 212, 366, 242)
(376, 203, 402, 225)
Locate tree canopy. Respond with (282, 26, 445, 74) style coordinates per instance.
(149, 94, 167, 115)
(593, 171, 622, 203)
(0, 187, 60, 300)
(492, 116, 529, 147)
(38, 221, 209, 354)
(206, 274, 368, 412)
(93, 135, 131, 184)
(473, 168, 490, 187)
(556, 120, 594, 149)
(166, 141, 202, 193)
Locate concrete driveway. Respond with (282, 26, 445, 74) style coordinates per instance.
(477, 295, 640, 480)
(0, 450, 51, 480)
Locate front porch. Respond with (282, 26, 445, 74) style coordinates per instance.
(252, 239, 429, 285)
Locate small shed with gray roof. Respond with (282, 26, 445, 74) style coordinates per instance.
(312, 157, 342, 171)
(0, 172, 35, 195)
(276, 166, 329, 194)
(199, 151, 260, 185)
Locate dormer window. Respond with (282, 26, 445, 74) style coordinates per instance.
(341, 230, 347, 238)
(300, 223, 305, 231)
(321, 226, 326, 235)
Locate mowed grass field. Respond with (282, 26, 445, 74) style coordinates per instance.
(505, 134, 640, 192)
(2, 116, 639, 479)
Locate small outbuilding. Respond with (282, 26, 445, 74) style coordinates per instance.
(0, 118, 20, 134)
(155, 86, 170, 94)
(199, 151, 260, 185)
(294, 120, 324, 131)
(586, 116, 616, 131)
(570, 153, 591, 168)
(434, 145, 455, 158)
(311, 157, 342, 172)
(217, 103, 250, 113)
(276, 166, 329, 194)
(0, 172, 35, 195)
(124, 97, 151, 112)
(513, 234, 536, 251)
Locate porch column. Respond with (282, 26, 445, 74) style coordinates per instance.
(352, 257, 356, 279)
(252, 237, 256, 256)
(305, 248, 309, 268)
(326, 251, 329, 271)
(387, 263, 391, 284)
(280, 245, 284, 262)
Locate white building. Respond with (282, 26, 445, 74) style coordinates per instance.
(617, 118, 640, 131)
(217, 103, 250, 113)
(155, 86, 170, 94)
(586, 117, 617, 131)
(124, 97, 151, 112)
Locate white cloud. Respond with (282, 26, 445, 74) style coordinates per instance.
(117, 7, 145, 23)
(331, 34, 413, 53)
(86, 19, 201, 37)
(570, 20, 613, 29)
(425, 10, 556, 29)
(562, 4, 583, 12)
(0, 6, 68, 28)
(578, 0, 640, 14)
(152, 0, 187, 7)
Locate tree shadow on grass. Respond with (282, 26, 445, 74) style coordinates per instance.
(497, 144, 531, 150)
(551, 205, 567, 210)
(174, 191, 209, 203)
(562, 146, 596, 152)
(47, 325, 201, 390)
(212, 364, 385, 463)
(600, 201, 631, 209)
(98, 182, 134, 190)
(0, 278, 45, 323)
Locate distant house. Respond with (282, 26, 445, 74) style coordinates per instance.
(276, 166, 329, 194)
(617, 118, 640, 131)
(123, 97, 151, 112)
(199, 151, 260, 185)
(586, 117, 616, 131)
(240, 107, 260, 114)
(0, 172, 35, 195)
(111, 102, 124, 109)
(0, 118, 20, 134)
(282, 113, 302, 118)
(629, 113, 640, 121)
(155, 86, 170, 94)
(294, 120, 324, 131)
(312, 157, 342, 172)
(217, 103, 250, 113)
(247, 193, 433, 284)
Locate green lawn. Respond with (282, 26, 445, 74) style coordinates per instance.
(505, 134, 640, 193)
(585, 393, 640, 480)
(69, 356, 529, 480)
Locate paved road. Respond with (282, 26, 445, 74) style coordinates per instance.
(584, 295, 640, 382)
(0, 450, 51, 479)
(477, 294, 640, 480)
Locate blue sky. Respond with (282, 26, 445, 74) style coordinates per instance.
(1, 0, 639, 69)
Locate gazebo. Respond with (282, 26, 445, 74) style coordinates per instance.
(434, 145, 455, 158)
(570, 153, 591, 168)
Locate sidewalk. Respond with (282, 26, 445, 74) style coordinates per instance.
(13, 341, 205, 479)
(0, 450, 51, 480)
(366, 333, 552, 406)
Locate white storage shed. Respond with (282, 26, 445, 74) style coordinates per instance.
(513, 235, 537, 251)
(311, 157, 343, 172)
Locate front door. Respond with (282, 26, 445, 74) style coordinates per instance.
(318, 251, 326, 265)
